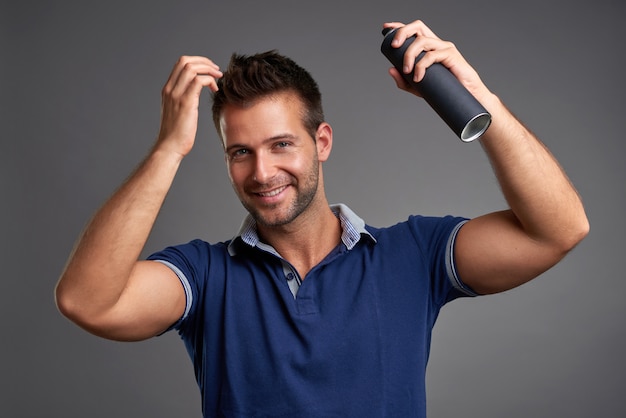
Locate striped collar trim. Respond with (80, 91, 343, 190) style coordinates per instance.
(227, 203, 376, 256)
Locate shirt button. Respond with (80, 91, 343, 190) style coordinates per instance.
(286, 272, 295, 281)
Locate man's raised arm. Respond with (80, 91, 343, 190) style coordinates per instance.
(385, 20, 589, 294)
(55, 56, 222, 341)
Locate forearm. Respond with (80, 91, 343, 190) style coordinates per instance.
(478, 92, 589, 250)
(55, 148, 182, 319)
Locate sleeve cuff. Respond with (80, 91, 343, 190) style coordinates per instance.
(445, 220, 480, 297)
(152, 259, 193, 328)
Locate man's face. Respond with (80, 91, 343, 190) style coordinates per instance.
(220, 92, 323, 228)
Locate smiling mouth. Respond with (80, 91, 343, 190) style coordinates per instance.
(255, 185, 287, 197)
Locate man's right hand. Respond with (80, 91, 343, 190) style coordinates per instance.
(155, 56, 222, 158)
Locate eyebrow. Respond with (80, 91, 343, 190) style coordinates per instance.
(225, 133, 299, 154)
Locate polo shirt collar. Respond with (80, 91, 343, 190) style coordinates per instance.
(227, 203, 376, 256)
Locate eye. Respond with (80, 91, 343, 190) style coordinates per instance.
(229, 148, 249, 160)
(274, 141, 290, 149)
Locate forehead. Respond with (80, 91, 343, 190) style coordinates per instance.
(219, 92, 305, 146)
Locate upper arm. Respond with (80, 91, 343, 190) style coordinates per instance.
(87, 260, 186, 341)
(454, 210, 569, 295)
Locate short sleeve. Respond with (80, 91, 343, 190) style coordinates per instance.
(147, 239, 210, 333)
(407, 215, 479, 307)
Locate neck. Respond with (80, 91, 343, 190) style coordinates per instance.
(257, 200, 341, 279)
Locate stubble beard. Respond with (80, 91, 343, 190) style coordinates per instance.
(240, 157, 320, 228)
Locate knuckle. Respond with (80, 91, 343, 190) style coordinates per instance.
(161, 85, 171, 98)
(182, 61, 194, 72)
(190, 75, 204, 88)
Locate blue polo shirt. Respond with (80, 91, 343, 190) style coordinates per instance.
(148, 204, 476, 417)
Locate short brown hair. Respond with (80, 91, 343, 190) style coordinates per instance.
(212, 50, 324, 142)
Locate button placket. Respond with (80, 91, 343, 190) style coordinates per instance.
(281, 260, 301, 298)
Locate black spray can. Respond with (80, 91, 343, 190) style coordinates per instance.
(381, 27, 491, 142)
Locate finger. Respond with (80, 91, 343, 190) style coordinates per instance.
(194, 74, 221, 93)
(168, 60, 222, 96)
(164, 56, 221, 95)
(400, 36, 435, 76)
(165, 63, 223, 106)
(382, 21, 410, 49)
(388, 67, 407, 88)
(382, 21, 405, 32)
(386, 19, 441, 49)
(388, 67, 422, 97)
(401, 19, 439, 39)
(401, 37, 455, 81)
(410, 41, 459, 83)
(170, 64, 222, 98)
(169, 56, 220, 82)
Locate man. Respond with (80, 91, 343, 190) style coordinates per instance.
(55, 20, 589, 417)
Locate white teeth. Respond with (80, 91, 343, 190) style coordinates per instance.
(258, 186, 286, 197)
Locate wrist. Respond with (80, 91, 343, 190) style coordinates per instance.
(475, 89, 500, 113)
(150, 139, 188, 165)
(142, 146, 186, 183)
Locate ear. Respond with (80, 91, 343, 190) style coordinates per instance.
(315, 122, 333, 162)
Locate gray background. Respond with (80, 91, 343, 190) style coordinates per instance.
(2, 0, 624, 417)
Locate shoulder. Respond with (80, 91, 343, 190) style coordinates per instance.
(367, 215, 468, 242)
(146, 239, 231, 267)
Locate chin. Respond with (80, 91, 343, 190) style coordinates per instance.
(254, 212, 296, 228)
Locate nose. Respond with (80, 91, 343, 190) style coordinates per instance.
(252, 152, 276, 184)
